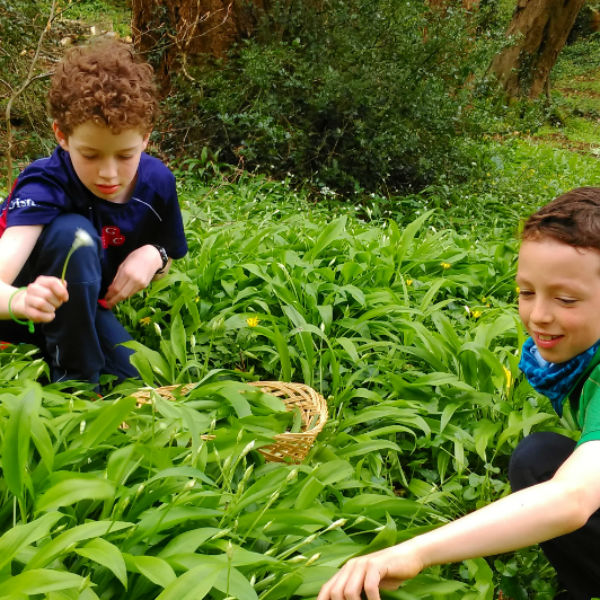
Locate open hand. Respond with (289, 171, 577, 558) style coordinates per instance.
(317, 544, 425, 600)
(103, 245, 163, 308)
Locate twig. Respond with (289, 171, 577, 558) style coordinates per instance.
(4, 0, 59, 192)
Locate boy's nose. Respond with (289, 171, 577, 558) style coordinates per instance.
(529, 299, 553, 324)
(98, 159, 118, 179)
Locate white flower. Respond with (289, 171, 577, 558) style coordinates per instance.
(72, 228, 94, 251)
(61, 228, 95, 280)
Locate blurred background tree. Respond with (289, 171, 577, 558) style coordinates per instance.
(489, 0, 587, 98)
(131, 0, 268, 92)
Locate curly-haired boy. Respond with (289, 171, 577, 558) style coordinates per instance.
(319, 188, 600, 600)
(0, 39, 187, 386)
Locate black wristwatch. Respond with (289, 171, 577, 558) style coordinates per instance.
(151, 244, 169, 274)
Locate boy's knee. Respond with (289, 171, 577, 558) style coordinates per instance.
(32, 214, 102, 283)
(41, 214, 100, 255)
(509, 431, 575, 492)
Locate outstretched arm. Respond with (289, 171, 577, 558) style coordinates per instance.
(318, 439, 600, 600)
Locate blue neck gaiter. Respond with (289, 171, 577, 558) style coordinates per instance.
(518, 337, 600, 416)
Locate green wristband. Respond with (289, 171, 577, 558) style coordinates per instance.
(8, 287, 34, 334)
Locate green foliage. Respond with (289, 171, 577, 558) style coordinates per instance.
(160, 0, 497, 195)
(0, 179, 568, 596)
(6, 2, 600, 597)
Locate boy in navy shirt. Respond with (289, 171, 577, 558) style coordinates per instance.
(0, 39, 187, 385)
(319, 188, 600, 600)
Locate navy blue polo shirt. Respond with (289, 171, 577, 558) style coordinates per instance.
(0, 147, 188, 291)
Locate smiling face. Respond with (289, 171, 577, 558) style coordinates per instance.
(517, 237, 600, 363)
(54, 121, 149, 204)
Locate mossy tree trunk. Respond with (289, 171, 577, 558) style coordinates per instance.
(489, 0, 585, 98)
(131, 0, 268, 92)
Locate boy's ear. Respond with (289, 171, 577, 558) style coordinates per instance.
(142, 132, 150, 150)
(52, 121, 69, 150)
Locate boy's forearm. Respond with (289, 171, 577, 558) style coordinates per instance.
(0, 282, 19, 319)
(405, 479, 586, 569)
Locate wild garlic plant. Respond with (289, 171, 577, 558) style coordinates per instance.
(60, 228, 94, 280)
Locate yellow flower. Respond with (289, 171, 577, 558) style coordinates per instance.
(406, 279, 413, 286)
(515, 286, 520, 294)
(440, 262, 451, 269)
(503, 365, 513, 391)
(472, 310, 482, 319)
(140, 316, 152, 326)
(246, 316, 260, 328)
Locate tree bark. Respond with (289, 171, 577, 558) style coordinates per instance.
(131, 0, 267, 92)
(489, 0, 585, 98)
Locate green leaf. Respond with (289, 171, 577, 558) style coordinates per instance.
(0, 569, 86, 597)
(155, 563, 221, 600)
(400, 574, 468, 596)
(259, 572, 303, 600)
(124, 554, 177, 588)
(2, 387, 40, 498)
(27, 521, 133, 570)
(343, 494, 433, 519)
(0, 512, 64, 572)
(170, 313, 187, 365)
(356, 513, 397, 554)
(35, 477, 116, 513)
(75, 396, 137, 449)
(473, 419, 501, 461)
(75, 538, 128, 589)
(30, 413, 54, 472)
(305, 216, 347, 260)
(395, 210, 433, 265)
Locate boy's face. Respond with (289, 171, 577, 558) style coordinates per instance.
(517, 237, 600, 363)
(54, 121, 149, 204)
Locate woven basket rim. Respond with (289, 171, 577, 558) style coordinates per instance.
(130, 380, 328, 462)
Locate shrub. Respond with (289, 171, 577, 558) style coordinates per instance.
(159, 0, 497, 194)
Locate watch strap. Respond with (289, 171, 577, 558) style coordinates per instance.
(151, 244, 169, 274)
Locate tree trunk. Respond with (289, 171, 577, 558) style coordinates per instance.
(489, 0, 585, 98)
(131, 0, 267, 92)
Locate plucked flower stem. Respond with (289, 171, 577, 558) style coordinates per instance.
(61, 228, 94, 280)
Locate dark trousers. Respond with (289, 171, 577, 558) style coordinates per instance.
(509, 431, 600, 599)
(0, 214, 139, 385)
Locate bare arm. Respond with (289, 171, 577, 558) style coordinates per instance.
(318, 440, 600, 600)
(0, 225, 68, 322)
(0, 224, 43, 284)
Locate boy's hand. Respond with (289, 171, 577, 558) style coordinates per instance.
(16, 276, 68, 323)
(103, 245, 163, 308)
(317, 544, 425, 600)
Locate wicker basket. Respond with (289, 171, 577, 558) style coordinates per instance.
(130, 380, 328, 463)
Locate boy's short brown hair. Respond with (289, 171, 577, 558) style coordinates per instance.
(49, 38, 158, 136)
(522, 187, 600, 251)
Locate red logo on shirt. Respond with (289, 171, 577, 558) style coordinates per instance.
(101, 226, 126, 248)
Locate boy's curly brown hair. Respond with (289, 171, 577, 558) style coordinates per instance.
(523, 187, 600, 252)
(49, 38, 159, 136)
